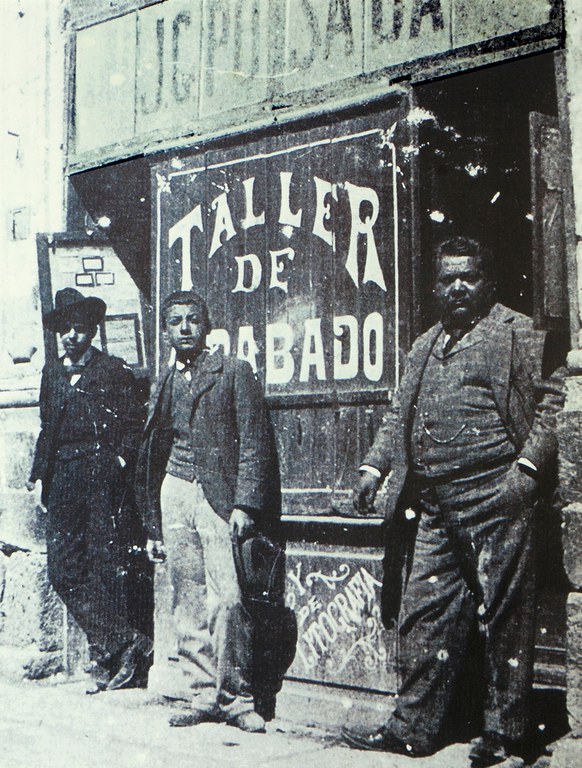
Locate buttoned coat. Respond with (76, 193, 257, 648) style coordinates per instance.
(30, 349, 144, 505)
(363, 303, 565, 621)
(134, 349, 281, 542)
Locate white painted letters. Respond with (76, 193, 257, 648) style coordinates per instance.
(278, 171, 303, 228)
(363, 311, 384, 381)
(232, 253, 262, 293)
(266, 322, 295, 384)
(300, 318, 326, 382)
(312, 176, 337, 246)
(209, 192, 236, 258)
(241, 176, 265, 230)
(168, 204, 203, 290)
(333, 314, 358, 380)
(269, 247, 295, 293)
(345, 181, 386, 290)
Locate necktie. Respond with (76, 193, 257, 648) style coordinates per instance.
(442, 332, 461, 356)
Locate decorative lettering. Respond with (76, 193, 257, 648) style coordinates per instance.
(232, 253, 262, 293)
(241, 176, 265, 230)
(313, 176, 337, 246)
(345, 181, 386, 290)
(269, 247, 295, 293)
(266, 322, 295, 384)
(209, 192, 236, 258)
(168, 204, 203, 290)
(299, 318, 326, 382)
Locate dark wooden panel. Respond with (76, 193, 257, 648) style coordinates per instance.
(530, 112, 569, 330)
(152, 102, 414, 513)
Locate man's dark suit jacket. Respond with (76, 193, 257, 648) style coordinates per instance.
(29, 349, 143, 505)
(363, 303, 565, 622)
(134, 349, 281, 543)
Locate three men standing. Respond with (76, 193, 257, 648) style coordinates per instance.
(344, 237, 565, 767)
(134, 291, 281, 733)
(28, 288, 151, 693)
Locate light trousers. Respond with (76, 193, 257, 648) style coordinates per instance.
(161, 473, 254, 719)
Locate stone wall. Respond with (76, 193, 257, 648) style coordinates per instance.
(558, 363, 582, 737)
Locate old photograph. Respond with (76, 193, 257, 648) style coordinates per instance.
(0, 1, 580, 766)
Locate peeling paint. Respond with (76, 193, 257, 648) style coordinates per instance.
(464, 162, 487, 178)
(429, 210, 445, 223)
(406, 107, 436, 126)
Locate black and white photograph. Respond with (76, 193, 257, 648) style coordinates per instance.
(0, 1, 580, 766)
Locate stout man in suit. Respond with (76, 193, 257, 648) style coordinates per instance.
(135, 291, 281, 733)
(28, 288, 151, 692)
(343, 237, 565, 767)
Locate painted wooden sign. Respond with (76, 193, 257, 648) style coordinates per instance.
(153, 106, 411, 404)
(71, 0, 561, 163)
(285, 543, 396, 691)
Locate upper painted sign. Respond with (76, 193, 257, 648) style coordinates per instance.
(72, 0, 562, 161)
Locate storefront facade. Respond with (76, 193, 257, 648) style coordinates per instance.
(2, 0, 582, 737)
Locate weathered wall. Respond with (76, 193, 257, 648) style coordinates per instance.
(68, 0, 561, 170)
(557, 0, 582, 738)
(0, 0, 67, 675)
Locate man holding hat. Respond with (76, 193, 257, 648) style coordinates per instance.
(27, 288, 151, 693)
(135, 290, 282, 733)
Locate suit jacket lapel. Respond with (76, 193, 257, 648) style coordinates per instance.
(400, 325, 441, 412)
(187, 349, 222, 403)
(145, 368, 173, 431)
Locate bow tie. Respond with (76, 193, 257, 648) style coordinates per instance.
(64, 363, 86, 376)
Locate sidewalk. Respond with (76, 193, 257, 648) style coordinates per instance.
(0, 673, 578, 768)
(0, 674, 476, 768)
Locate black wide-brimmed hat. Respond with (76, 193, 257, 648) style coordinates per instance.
(43, 288, 106, 332)
(232, 534, 286, 606)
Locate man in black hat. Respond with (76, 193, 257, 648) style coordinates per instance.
(134, 291, 281, 733)
(27, 288, 151, 693)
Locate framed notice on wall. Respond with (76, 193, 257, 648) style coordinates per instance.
(36, 232, 146, 371)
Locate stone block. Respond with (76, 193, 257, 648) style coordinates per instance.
(0, 429, 36, 490)
(566, 592, 582, 737)
(562, 505, 582, 590)
(0, 551, 62, 652)
(545, 735, 582, 768)
(23, 650, 63, 680)
(557, 410, 582, 505)
(0, 646, 62, 683)
(0, 489, 47, 551)
(564, 374, 582, 411)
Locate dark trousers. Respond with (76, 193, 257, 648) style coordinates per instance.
(388, 463, 536, 753)
(46, 450, 136, 662)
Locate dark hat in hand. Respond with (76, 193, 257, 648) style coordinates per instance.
(43, 288, 106, 332)
(233, 534, 286, 606)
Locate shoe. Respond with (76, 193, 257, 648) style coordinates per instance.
(85, 660, 110, 695)
(254, 694, 276, 722)
(107, 635, 153, 691)
(341, 726, 419, 755)
(228, 711, 266, 733)
(169, 710, 216, 728)
(469, 732, 524, 768)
